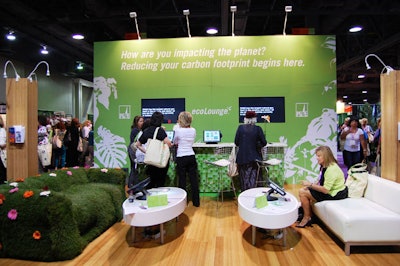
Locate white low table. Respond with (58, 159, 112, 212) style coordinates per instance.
(238, 187, 298, 245)
(122, 187, 187, 244)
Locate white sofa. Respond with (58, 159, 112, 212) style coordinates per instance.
(312, 174, 400, 255)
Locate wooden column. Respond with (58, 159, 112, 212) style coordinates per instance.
(6, 78, 38, 180)
(380, 70, 400, 182)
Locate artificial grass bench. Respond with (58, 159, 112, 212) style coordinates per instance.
(0, 167, 126, 261)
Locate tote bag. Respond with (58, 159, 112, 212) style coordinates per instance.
(345, 162, 368, 198)
(227, 146, 238, 177)
(144, 127, 170, 168)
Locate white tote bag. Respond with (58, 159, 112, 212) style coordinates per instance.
(227, 146, 238, 177)
(144, 127, 170, 168)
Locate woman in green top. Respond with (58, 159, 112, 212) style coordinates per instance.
(297, 145, 348, 228)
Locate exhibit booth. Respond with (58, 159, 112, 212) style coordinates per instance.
(93, 35, 338, 190)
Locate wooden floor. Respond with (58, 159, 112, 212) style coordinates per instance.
(2, 186, 400, 266)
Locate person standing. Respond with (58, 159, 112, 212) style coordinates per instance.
(340, 117, 368, 169)
(126, 115, 144, 190)
(65, 118, 81, 167)
(174, 111, 200, 207)
(0, 116, 7, 184)
(53, 121, 67, 169)
(234, 110, 267, 191)
(38, 115, 50, 173)
(137, 112, 172, 188)
(297, 146, 348, 228)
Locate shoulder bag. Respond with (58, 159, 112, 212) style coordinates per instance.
(345, 162, 368, 198)
(144, 127, 170, 168)
(227, 146, 238, 177)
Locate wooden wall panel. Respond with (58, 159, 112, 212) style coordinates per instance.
(380, 71, 399, 182)
(6, 78, 38, 180)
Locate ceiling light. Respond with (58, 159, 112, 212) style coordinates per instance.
(343, 95, 348, 99)
(76, 62, 83, 70)
(231, 6, 237, 36)
(349, 26, 363, 33)
(6, 31, 16, 41)
(362, 90, 367, 94)
(206, 28, 218, 35)
(40, 45, 49, 55)
(358, 74, 365, 79)
(72, 33, 85, 40)
(363, 99, 368, 102)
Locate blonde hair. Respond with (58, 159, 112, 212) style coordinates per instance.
(315, 146, 338, 168)
(178, 111, 192, 128)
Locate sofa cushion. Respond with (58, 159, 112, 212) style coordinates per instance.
(313, 198, 400, 242)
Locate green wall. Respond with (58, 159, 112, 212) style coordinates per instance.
(93, 35, 337, 184)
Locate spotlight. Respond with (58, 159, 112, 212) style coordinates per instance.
(3, 60, 21, 81)
(40, 45, 49, 55)
(364, 54, 394, 75)
(183, 9, 191, 38)
(230, 6, 237, 36)
(129, 11, 141, 40)
(283, 6, 292, 35)
(27, 61, 50, 82)
(6, 31, 16, 41)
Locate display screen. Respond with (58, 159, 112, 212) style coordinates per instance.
(141, 98, 185, 124)
(203, 130, 221, 143)
(239, 97, 285, 122)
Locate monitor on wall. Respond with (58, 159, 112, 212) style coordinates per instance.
(239, 97, 285, 123)
(141, 98, 185, 124)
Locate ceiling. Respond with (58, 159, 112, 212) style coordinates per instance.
(1, 0, 399, 105)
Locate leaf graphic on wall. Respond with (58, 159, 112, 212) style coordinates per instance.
(93, 76, 118, 124)
(95, 125, 127, 168)
(284, 108, 337, 183)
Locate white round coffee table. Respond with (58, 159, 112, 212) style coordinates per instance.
(122, 187, 187, 244)
(238, 187, 298, 245)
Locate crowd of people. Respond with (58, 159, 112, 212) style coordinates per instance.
(339, 116, 381, 172)
(37, 115, 94, 173)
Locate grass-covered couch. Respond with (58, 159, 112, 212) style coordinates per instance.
(0, 167, 126, 261)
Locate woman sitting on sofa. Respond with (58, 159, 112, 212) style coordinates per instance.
(297, 145, 348, 228)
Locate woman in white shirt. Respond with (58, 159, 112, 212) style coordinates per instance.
(340, 117, 368, 169)
(174, 111, 199, 207)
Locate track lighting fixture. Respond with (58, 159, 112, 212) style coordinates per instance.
(3, 60, 21, 81)
(364, 54, 394, 75)
(230, 6, 237, 36)
(129, 12, 141, 40)
(27, 61, 50, 82)
(183, 9, 191, 38)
